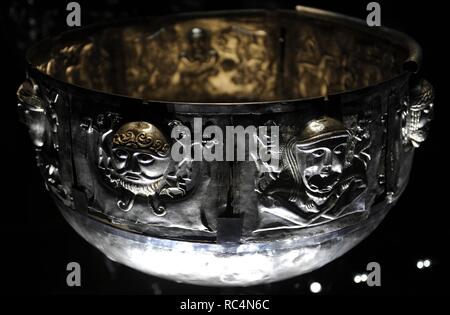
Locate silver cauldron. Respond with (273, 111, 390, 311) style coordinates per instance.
(17, 6, 433, 286)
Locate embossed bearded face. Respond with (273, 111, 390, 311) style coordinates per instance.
(110, 122, 171, 186)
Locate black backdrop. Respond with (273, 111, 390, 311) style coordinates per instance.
(1, 0, 448, 295)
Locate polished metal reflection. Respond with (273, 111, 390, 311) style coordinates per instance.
(19, 7, 433, 286)
(35, 10, 404, 102)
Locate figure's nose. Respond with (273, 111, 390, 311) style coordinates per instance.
(321, 165, 332, 175)
(129, 156, 141, 173)
(321, 149, 333, 168)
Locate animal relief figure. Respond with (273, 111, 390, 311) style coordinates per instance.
(255, 116, 369, 231)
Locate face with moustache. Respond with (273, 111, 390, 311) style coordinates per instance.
(109, 122, 171, 195)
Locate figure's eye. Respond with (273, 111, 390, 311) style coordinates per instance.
(333, 144, 346, 155)
(312, 149, 325, 158)
(113, 148, 129, 160)
(136, 153, 154, 165)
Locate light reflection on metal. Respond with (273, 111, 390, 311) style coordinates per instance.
(18, 7, 432, 286)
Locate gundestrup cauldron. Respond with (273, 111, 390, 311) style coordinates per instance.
(17, 6, 434, 286)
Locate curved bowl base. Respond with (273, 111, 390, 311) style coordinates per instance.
(59, 201, 392, 286)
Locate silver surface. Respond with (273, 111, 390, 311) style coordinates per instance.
(59, 198, 393, 286)
(18, 7, 433, 286)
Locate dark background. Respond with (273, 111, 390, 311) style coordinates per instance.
(1, 0, 448, 295)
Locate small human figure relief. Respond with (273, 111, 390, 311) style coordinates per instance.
(255, 116, 370, 232)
